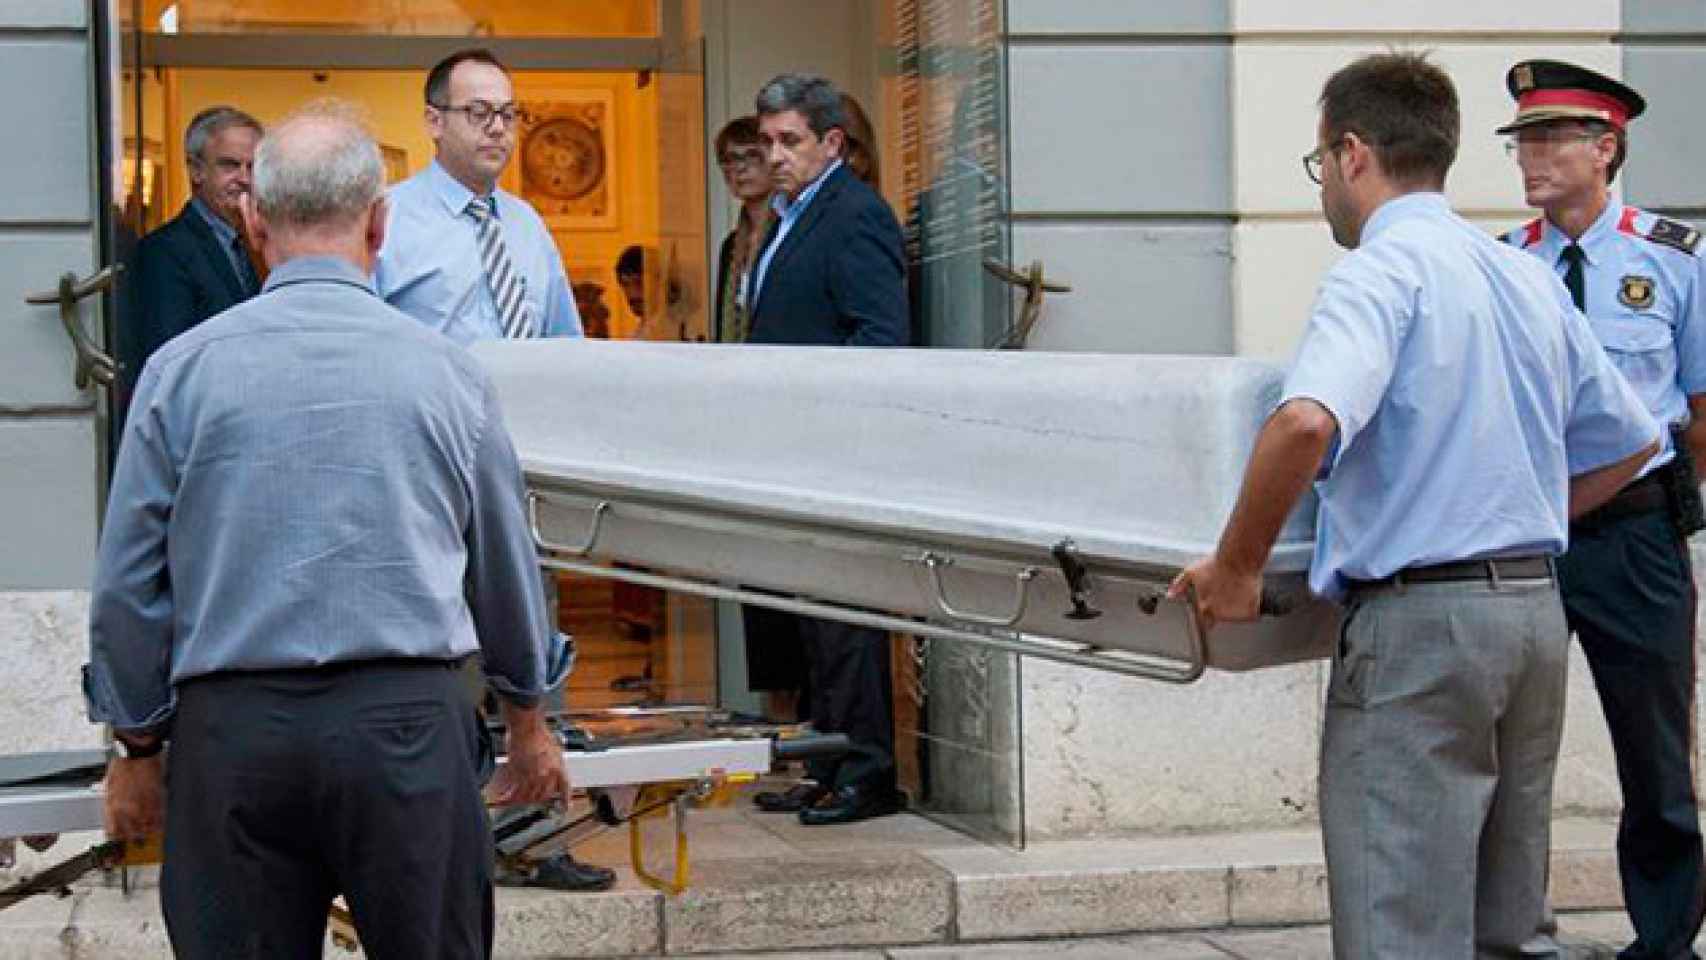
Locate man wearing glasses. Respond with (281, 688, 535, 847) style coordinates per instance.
(376, 48, 606, 894)
(1172, 52, 1658, 956)
(377, 48, 583, 343)
(1500, 60, 1706, 960)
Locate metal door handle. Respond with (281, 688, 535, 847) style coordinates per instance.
(983, 259, 1070, 349)
(25, 266, 120, 390)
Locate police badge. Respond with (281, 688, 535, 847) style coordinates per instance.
(1619, 275, 1656, 309)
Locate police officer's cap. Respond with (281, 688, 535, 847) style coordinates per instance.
(1496, 60, 1646, 134)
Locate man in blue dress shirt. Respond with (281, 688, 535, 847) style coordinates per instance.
(89, 104, 570, 959)
(376, 49, 582, 343)
(377, 46, 610, 894)
(1171, 53, 1659, 958)
(1500, 60, 1706, 960)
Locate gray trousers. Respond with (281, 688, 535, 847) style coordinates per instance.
(1321, 577, 1569, 959)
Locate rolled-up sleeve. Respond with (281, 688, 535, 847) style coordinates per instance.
(1560, 288, 1661, 473)
(464, 378, 568, 705)
(86, 363, 180, 734)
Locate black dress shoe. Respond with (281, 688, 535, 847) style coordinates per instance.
(498, 853, 616, 892)
(753, 780, 827, 813)
(798, 784, 905, 826)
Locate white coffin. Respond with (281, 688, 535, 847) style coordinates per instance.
(473, 341, 1337, 682)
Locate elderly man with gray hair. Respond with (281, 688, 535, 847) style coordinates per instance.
(88, 101, 570, 959)
(119, 105, 263, 398)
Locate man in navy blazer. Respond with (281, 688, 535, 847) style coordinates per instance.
(744, 80, 908, 348)
(744, 74, 908, 826)
(119, 106, 263, 397)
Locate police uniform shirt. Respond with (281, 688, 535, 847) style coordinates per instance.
(1283, 192, 1657, 600)
(1504, 200, 1706, 475)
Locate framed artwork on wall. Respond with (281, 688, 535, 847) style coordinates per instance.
(516, 89, 617, 230)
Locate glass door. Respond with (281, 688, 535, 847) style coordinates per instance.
(115, 0, 718, 712)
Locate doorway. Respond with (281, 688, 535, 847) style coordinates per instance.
(114, 0, 1026, 845)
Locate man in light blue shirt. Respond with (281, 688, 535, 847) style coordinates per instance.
(1171, 53, 1657, 958)
(375, 47, 609, 894)
(89, 104, 569, 957)
(376, 49, 582, 344)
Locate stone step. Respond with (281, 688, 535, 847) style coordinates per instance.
(0, 812, 1626, 958)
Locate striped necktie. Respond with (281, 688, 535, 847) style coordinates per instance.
(465, 197, 535, 338)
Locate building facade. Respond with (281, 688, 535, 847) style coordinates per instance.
(1, 0, 1702, 845)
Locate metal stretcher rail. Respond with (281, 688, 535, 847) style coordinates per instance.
(0, 737, 817, 842)
(524, 486, 1233, 684)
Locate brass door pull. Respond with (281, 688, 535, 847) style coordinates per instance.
(25, 266, 120, 390)
(983, 259, 1070, 349)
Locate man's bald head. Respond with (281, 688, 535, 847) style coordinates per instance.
(251, 101, 384, 233)
(244, 100, 388, 270)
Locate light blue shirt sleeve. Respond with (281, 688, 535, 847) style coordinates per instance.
(1675, 250, 1706, 396)
(1281, 252, 1410, 460)
(540, 254, 583, 338)
(86, 361, 179, 733)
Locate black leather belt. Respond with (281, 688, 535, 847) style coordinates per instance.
(1572, 468, 1670, 533)
(1348, 555, 1554, 593)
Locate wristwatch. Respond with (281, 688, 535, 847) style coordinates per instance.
(110, 732, 164, 759)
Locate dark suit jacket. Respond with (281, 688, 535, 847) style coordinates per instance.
(746, 165, 909, 347)
(715, 230, 737, 342)
(120, 202, 253, 392)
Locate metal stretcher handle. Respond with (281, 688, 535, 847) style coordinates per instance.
(772, 733, 850, 762)
(527, 492, 609, 556)
(912, 550, 1039, 628)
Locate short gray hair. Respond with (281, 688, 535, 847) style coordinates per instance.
(251, 100, 384, 231)
(183, 106, 262, 166)
(755, 73, 846, 138)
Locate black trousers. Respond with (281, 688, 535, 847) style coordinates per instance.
(162, 659, 494, 960)
(1560, 508, 1705, 960)
(800, 617, 895, 792)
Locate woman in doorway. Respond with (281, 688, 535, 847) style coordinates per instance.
(839, 94, 881, 192)
(713, 116, 773, 345)
(713, 116, 803, 722)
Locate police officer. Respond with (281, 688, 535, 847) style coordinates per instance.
(1500, 60, 1706, 960)
(1173, 52, 1658, 958)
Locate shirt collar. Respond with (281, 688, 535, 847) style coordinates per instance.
(771, 158, 843, 220)
(427, 159, 498, 219)
(260, 255, 377, 296)
(190, 196, 238, 246)
(1546, 192, 1622, 266)
(1360, 191, 1450, 245)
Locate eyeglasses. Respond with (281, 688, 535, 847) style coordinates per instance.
(1503, 130, 1600, 157)
(1302, 146, 1333, 185)
(718, 148, 766, 171)
(430, 100, 529, 129)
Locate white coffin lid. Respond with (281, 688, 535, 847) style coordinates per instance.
(473, 341, 1318, 574)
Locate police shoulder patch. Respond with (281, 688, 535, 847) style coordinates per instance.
(1645, 217, 1702, 256)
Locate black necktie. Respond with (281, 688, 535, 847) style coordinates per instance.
(232, 234, 260, 297)
(1560, 243, 1586, 312)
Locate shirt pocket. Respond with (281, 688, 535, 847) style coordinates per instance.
(1592, 316, 1674, 407)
